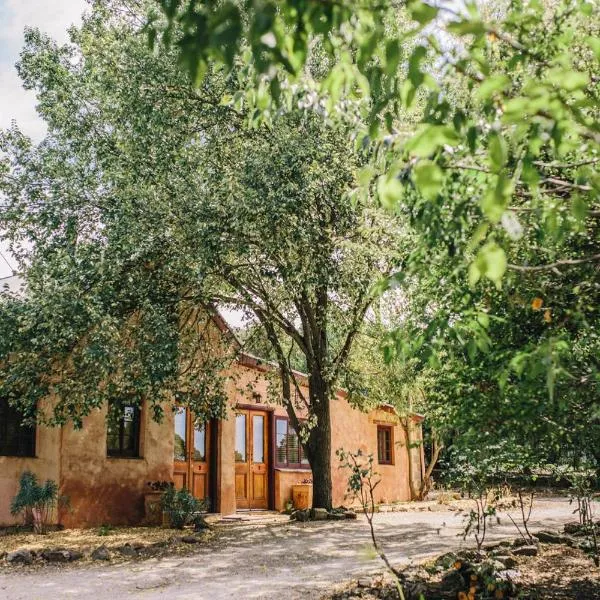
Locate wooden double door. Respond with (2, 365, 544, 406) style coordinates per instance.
(173, 408, 211, 503)
(235, 409, 269, 510)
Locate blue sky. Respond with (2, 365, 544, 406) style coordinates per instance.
(0, 0, 86, 276)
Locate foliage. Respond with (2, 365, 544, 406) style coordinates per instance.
(10, 470, 60, 534)
(160, 485, 206, 529)
(152, 0, 600, 481)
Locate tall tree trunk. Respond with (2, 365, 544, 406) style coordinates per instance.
(305, 368, 333, 510)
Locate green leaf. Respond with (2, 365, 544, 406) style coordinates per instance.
(412, 160, 444, 200)
(480, 175, 512, 223)
(488, 132, 507, 172)
(471, 242, 507, 289)
(408, 0, 439, 25)
(377, 173, 403, 210)
(406, 125, 461, 157)
(476, 75, 510, 101)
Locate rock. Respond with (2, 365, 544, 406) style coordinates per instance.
(180, 535, 200, 544)
(327, 512, 346, 520)
(485, 540, 511, 552)
(69, 550, 83, 561)
(293, 509, 310, 522)
(536, 530, 571, 545)
(564, 521, 584, 535)
(494, 555, 518, 569)
(194, 517, 210, 531)
(91, 545, 110, 561)
(117, 543, 138, 556)
(6, 549, 33, 565)
(344, 511, 358, 520)
(496, 569, 521, 581)
(357, 578, 373, 587)
(512, 545, 538, 557)
(513, 536, 538, 547)
(312, 508, 328, 521)
(41, 549, 71, 563)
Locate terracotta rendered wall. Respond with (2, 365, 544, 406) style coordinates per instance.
(58, 402, 173, 527)
(0, 425, 61, 526)
(330, 401, 421, 507)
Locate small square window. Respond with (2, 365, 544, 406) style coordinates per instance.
(377, 426, 393, 465)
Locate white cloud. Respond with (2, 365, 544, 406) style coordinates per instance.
(0, 0, 86, 141)
(0, 0, 87, 277)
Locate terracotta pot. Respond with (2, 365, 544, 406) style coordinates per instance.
(292, 484, 313, 510)
(143, 492, 164, 526)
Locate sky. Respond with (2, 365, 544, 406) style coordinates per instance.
(0, 0, 87, 277)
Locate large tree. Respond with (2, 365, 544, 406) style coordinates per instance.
(0, 1, 404, 508)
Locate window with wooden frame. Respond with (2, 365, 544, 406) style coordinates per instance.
(0, 397, 36, 457)
(377, 425, 393, 465)
(107, 401, 141, 458)
(274, 417, 310, 468)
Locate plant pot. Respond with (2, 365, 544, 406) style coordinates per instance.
(292, 484, 313, 511)
(144, 492, 164, 526)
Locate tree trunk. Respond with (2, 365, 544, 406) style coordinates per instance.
(305, 369, 333, 510)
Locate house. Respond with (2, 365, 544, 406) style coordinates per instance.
(0, 276, 424, 527)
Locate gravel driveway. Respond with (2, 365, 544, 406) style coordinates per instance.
(0, 498, 575, 600)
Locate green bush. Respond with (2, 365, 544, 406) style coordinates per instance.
(160, 485, 206, 529)
(10, 470, 59, 534)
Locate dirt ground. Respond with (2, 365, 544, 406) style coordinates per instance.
(0, 497, 582, 599)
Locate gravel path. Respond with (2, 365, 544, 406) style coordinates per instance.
(0, 498, 575, 600)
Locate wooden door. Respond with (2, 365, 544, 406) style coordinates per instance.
(173, 408, 210, 503)
(234, 410, 269, 510)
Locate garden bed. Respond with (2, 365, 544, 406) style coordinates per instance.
(327, 520, 600, 600)
(0, 525, 215, 570)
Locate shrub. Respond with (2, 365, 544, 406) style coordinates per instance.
(10, 470, 59, 534)
(160, 485, 206, 529)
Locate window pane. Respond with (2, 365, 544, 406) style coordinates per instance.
(276, 419, 287, 465)
(0, 400, 36, 458)
(174, 408, 187, 461)
(287, 425, 300, 464)
(193, 422, 206, 461)
(235, 414, 246, 462)
(252, 415, 264, 464)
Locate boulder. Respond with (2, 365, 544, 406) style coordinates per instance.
(512, 545, 538, 557)
(494, 555, 518, 569)
(513, 536, 538, 547)
(117, 543, 138, 556)
(6, 549, 33, 565)
(41, 549, 71, 563)
(69, 550, 83, 561)
(312, 508, 329, 521)
(327, 512, 346, 521)
(536, 530, 572, 545)
(180, 535, 200, 544)
(344, 511, 358, 520)
(293, 509, 310, 522)
(564, 521, 584, 535)
(91, 545, 110, 561)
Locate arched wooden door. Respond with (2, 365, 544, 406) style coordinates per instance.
(234, 409, 269, 510)
(173, 408, 211, 503)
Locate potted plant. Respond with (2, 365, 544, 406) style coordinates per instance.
(145, 481, 172, 525)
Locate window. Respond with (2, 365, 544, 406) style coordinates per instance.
(0, 398, 36, 457)
(275, 417, 309, 468)
(377, 426, 393, 465)
(107, 401, 141, 458)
